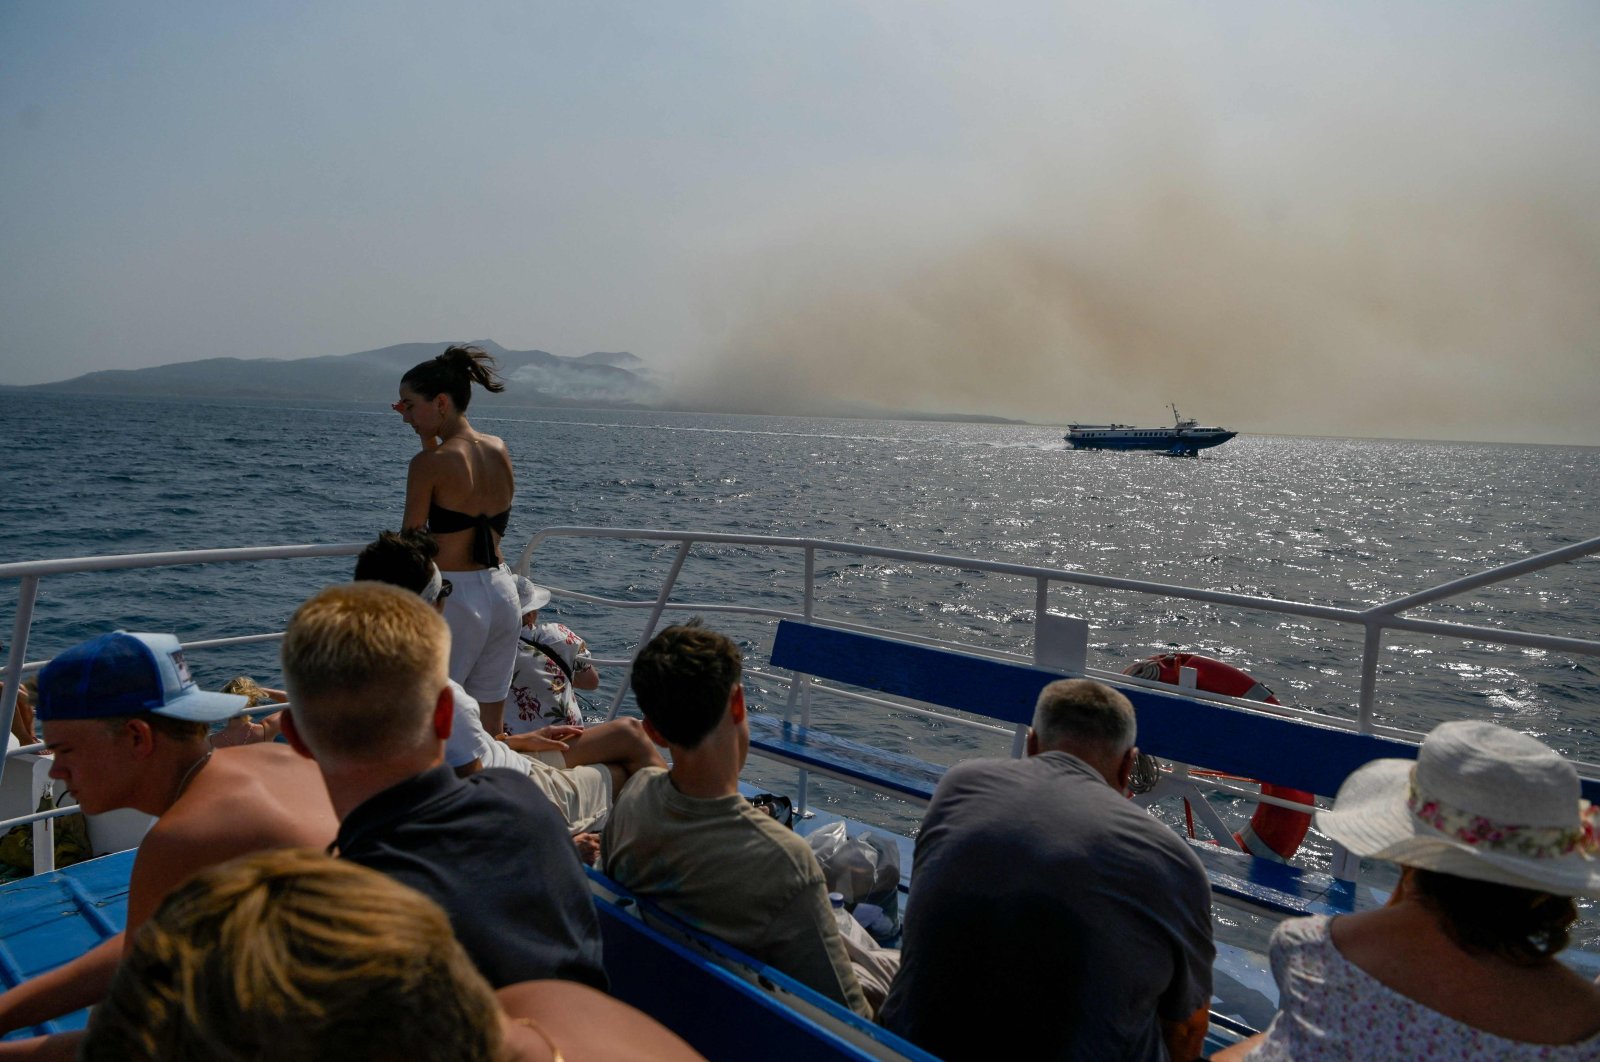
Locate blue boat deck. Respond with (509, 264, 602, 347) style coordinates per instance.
(0, 850, 130, 1040)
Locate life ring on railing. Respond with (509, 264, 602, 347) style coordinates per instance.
(1122, 653, 1313, 863)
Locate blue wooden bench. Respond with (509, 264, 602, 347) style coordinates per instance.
(750, 619, 1600, 917)
(762, 620, 1428, 792)
(587, 868, 935, 1061)
(590, 867, 1254, 1057)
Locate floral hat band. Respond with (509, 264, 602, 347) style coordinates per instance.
(1317, 720, 1600, 898)
(1407, 769, 1600, 861)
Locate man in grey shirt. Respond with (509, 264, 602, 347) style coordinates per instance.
(601, 621, 871, 1017)
(880, 678, 1214, 1061)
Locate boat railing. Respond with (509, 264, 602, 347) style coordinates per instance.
(515, 526, 1600, 730)
(1, 544, 368, 875)
(514, 527, 1600, 844)
(5, 532, 1599, 873)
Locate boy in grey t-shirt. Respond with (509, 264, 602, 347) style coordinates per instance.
(601, 621, 872, 1017)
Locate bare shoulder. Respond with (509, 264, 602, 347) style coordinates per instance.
(497, 980, 703, 1061)
(409, 445, 467, 477)
(474, 431, 513, 470)
(173, 745, 337, 847)
(1546, 961, 1600, 1015)
(114, 747, 327, 931)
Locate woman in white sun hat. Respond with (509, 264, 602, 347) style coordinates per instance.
(1217, 720, 1600, 1061)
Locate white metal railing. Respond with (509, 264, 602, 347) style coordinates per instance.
(1, 544, 365, 779)
(510, 527, 1600, 844)
(1, 544, 368, 877)
(515, 526, 1600, 725)
(5, 532, 1598, 870)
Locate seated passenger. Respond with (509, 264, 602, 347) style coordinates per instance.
(507, 575, 600, 732)
(279, 581, 607, 989)
(354, 530, 662, 838)
(3, 678, 35, 749)
(1216, 720, 1600, 1061)
(601, 621, 872, 1017)
(208, 675, 287, 746)
(879, 678, 1213, 1061)
(0, 632, 336, 1052)
(80, 847, 703, 1062)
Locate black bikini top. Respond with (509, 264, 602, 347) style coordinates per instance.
(428, 501, 511, 567)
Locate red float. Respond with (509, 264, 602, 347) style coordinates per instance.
(1123, 653, 1313, 862)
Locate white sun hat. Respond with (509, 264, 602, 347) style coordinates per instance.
(515, 575, 551, 613)
(1317, 719, 1600, 898)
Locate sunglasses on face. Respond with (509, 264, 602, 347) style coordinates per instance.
(439, 579, 453, 601)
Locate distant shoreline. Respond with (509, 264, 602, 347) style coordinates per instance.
(2, 385, 1030, 428)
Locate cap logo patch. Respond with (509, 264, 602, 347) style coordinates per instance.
(170, 649, 195, 688)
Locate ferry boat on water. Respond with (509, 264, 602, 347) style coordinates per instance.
(3, 530, 1598, 1059)
(1066, 404, 1237, 455)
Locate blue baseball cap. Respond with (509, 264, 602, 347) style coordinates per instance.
(37, 632, 249, 723)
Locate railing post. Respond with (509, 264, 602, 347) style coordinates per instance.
(790, 547, 818, 817)
(1357, 623, 1383, 733)
(31, 759, 57, 876)
(1, 575, 41, 789)
(606, 541, 693, 721)
(804, 547, 815, 622)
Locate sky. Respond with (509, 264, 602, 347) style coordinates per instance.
(3, 2, 1598, 444)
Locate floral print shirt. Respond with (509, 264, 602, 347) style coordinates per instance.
(1248, 915, 1600, 1061)
(506, 623, 591, 732)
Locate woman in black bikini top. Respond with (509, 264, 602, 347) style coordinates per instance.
(427, 500, 511, 568)
(394, 345, 521, 735)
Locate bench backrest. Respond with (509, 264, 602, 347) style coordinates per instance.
(589, 868, 934, 1062)
(769, 621, 1600, 801)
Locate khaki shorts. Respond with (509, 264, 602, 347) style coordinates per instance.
(519, 753, 611, 835)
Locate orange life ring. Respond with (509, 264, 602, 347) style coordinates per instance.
(1122, 652, 1313, 863)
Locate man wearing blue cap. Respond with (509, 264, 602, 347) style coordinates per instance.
(0, 632, 337, 1050)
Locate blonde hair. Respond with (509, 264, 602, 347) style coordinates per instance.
(279, 582, 449, 764)
(220, 675, 270, 706)
(80, 848, 503, 1062)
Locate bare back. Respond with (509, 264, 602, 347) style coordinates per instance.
(404, 429, 516, 571)
(126, 743, 338, 933)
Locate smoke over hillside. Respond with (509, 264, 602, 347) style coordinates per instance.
(677, 7, 1600, 443)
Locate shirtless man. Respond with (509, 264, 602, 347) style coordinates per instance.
(0, 632, 337, 1055)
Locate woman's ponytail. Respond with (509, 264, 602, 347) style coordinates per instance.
(401, 345, 505, 411)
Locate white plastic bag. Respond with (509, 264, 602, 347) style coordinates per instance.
(807, 822, 902, 938)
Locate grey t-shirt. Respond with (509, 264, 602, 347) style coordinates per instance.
(879, 751, 1214, 1061)
(601, 767, 871, 1017)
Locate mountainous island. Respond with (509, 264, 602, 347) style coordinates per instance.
(9, 340, 1022, 423)
(12, 340, 657, 409)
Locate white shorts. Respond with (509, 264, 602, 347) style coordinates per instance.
(521, 756, 612, 835)
(441, 566, 521, 704)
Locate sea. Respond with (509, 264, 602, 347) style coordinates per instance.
(4, 390, 1600, 1012)
(8, 387, 1599, 810)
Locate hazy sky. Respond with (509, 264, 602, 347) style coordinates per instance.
(4, 2, 1598, 443)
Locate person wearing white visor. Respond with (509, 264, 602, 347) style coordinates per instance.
(506, 575, 600, 735)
